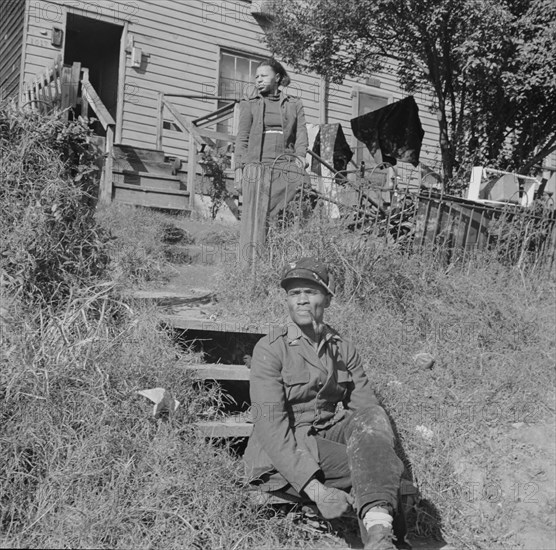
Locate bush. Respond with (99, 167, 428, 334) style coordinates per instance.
(0, 105, 108, 306)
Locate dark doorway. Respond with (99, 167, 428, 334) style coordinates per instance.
(64, 13, 122, 122)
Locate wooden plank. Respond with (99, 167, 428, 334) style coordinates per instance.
(182, 364, 250, 381)
(60, 66, 72, 114)
(162, 98, 202, 144)
(195, 418, 253, 438)
(113, 182, 190, 196)
(113, 185, 191, 210)
(125, 289, 214, 303)
(99, 125, 115, 204)
(155, 92, 164, 150)
(81, 80, 116, 129)
(68, 62, 81, 108)
(186, 132, 197, 209)
(164, 314, 270, 335)
(43, 66, 53, 106)
(195, 127, 236, 142)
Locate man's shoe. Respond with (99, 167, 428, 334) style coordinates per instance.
(364, 524, 397, 550)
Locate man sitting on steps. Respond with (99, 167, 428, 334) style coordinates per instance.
(244, 257, 409, 550)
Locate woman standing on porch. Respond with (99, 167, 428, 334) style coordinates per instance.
(234, 58, 309, 218)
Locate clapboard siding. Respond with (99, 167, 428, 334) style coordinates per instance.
(0, 0, 26, 101)
(19, 0, 442, 171)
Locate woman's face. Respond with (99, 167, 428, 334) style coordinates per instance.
(255, 65, 281, 94)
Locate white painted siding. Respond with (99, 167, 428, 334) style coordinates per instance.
(20, 0, 442, 172)
(0, 0, 26, 101)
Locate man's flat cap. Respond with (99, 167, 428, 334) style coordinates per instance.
(280, 257, 334, 295)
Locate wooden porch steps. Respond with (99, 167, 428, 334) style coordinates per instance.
(113, 169, 187, 192)
(111, 144, 192, 210)
(113, 182, 190, 210)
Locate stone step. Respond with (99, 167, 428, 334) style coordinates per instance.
(180, 363, 250, 381)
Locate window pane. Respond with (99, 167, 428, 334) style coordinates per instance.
(356, 93, 390, 174)
(220, 53, 236, 79)
(359, 93, 388, 116)
(236, 57, 250, 84)
(218, 51, 264, 132)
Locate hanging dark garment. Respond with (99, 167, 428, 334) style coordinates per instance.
(350, 96, 424, 167)
(310, 123, 354, 179)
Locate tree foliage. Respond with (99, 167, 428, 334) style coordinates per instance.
(264, 0, 556, 186)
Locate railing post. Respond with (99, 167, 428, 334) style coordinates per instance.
(186, 131, 197, 209)
(155, 92, 164, 150)
(99, 125, 114, 205)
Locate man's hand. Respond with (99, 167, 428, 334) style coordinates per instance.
(303, 479, 354, 519)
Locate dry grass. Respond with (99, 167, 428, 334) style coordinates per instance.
(3, 105, 554, 549)
(215, 216, 556, 548)
(0, 285, 335, 549)
(0, 107, 332, 549)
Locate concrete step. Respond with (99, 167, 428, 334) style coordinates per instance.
(113, 182, 190, 211)
(180, 363, 250, 381)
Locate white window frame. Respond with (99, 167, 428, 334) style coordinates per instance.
(351, 84, 394, 167)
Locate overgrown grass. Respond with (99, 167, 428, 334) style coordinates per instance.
(0, 286, 334, 549)
(215, 216, 556, 548)
(0, 105, 107, 306)
(2, 105, 554, 549)
(0, 107, 339, 549)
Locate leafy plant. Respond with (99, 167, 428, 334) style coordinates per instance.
(199, 146, 231, 219)
(0, 105, 109, 306)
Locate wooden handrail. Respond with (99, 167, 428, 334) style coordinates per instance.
(81, 80, 116, 130)
(155, 93, 241, 209)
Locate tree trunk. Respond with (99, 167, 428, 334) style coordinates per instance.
(518, 136, 556, 175)
(436, 98, 453, 182)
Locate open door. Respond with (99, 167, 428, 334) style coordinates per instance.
(64, 13, 123, 124)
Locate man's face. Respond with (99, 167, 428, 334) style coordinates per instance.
(285, 279, 331, 327)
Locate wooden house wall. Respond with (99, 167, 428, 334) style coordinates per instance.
(19, 0, 441, 172)
(0, 0, 26, 102)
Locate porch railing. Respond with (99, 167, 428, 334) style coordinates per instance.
(21, 57, 116, 204)
(155, 92, 239, 208)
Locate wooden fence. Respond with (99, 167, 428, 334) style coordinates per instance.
(21, 56, 116, 204)
(257, 158, 556, 271)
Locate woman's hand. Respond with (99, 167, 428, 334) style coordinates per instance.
(294, 156, 307, 170)
(234, 166, 243, 193)
(303, 479, 354, 519)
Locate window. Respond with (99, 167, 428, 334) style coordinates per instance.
(353, 90, 390, 167)
(218, 50, 265, 134)
(219, 50, 265, 101)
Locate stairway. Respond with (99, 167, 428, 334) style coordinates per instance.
(112, 144, 190, 211)
(124, 283, 457, 548)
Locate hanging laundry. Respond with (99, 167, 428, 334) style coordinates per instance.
(311, 123, 354, 178)
(350, 96, 424, 167)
